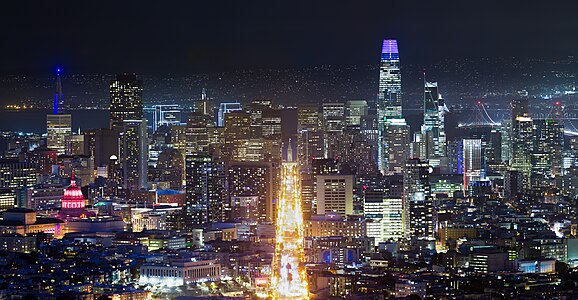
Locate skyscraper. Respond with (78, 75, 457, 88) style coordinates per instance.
(120, 119, 148, 190)
(532, 119, 564, 176)
(227, 162, 274, 222)
(46, 114, 72, 155)
(47, 68, 72, 155)
(377, 39, 402, 174)
(185, 155, 226, 227)
(297, 104, 323, 171)
(462, 139, 484, 192)
(186, 112, 211, 155)
(421, 79, 447, 159)
(151, 105, 182, 132)
(511, 116, 533, 188)
(54, 68, 64, 114)
(217, 102, 242, 127)
(403, 158, 432, 240)
(109, 74, 143, 129)
(322, 102, 346, 159)
(385, 118, 410, 175)
(345, 100, 368, 126)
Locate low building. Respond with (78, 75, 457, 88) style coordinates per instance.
(304, 214, 365, 238)
(395, 279, 427, 299)
(518, 259, 556, 273)
(132, 210, 167, 232)
(139, 259, 221, 287)
(0, 234, 36, 253)
(0, 208, 64, 238)
(65, 216, 126, 233)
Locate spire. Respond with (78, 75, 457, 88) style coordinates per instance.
(70, 172, 76, 187)
(54, 68, 64, 114)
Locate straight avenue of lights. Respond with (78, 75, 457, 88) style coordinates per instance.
(270, 161, 309, 299)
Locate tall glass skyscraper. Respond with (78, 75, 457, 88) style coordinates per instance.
(377, 39, 402, 174)
(422, 80, 447, 159)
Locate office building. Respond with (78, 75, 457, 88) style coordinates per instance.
(385, 118, 410, 175)
(463, 139, 484, 191)
(377, 39, 402, 174)
(316, 174, 353, 216)
(511, 116, 533, 187)
(345, 100, 368, 126)
(0, 160, 37, 188)
(83, 128, 119, 169)
(46, 114, 72, 155)
(64, 134, 85, 155)
(403, 159, 432, 239)
(322, 102, 346, 159)
(533, 119, 564, 176)
(27, 147, 58, 175)
(120, 119, 148, 190)
(217, 102, 242, 127)
(421, 80, 447, 159)
(297, 104, 323, 171)
(185, 112, 211, 155)
(151, 104, 182, 132)
(156, 148, 185, 189)
(110, 74, 143, 129)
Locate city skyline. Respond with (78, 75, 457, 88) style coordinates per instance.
(2, 2, 578, 299)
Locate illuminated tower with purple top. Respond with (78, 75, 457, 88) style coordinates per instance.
(377, 39, 402, 174)
(54, 68, 64, 114)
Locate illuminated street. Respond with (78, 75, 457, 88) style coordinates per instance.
(270, 160, 309, 300)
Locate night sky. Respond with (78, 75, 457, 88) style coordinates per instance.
(2, 1, 578, 74)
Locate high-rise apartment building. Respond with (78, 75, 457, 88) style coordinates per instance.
(185, 155, 226, 227)
(110, 74, 143, 129)
(120, 119, 148, 190)
(403, 159, 432, 239)
(227, 162, 274, 222)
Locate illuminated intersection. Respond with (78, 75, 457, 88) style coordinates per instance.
(270, 161, 309, 300)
